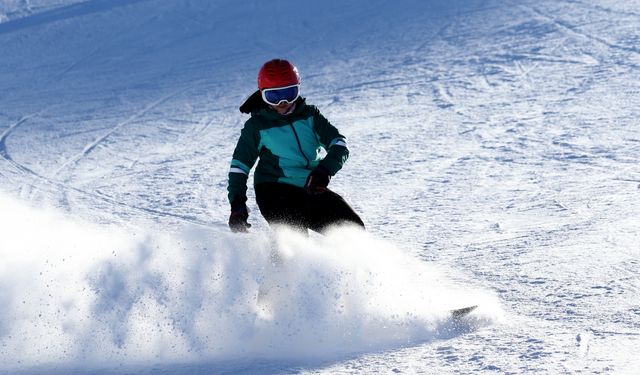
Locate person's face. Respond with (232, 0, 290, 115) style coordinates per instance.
(271, 101, 294, 114)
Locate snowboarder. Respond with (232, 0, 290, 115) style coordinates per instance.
(227, 58, 365, 233)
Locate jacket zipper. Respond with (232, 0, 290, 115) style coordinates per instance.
(289, 122, 310, 169)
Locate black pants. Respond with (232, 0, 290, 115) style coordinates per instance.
(255, 182, 365, 233)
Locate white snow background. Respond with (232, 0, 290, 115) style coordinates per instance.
(0, 0, 639, 373)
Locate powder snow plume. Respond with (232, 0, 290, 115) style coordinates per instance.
(0, 194, 501, 372)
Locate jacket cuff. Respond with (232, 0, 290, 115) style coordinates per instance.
(318, 161, 339, 176)
(230, 196, 247, 210)
(314, 164, 331, 176)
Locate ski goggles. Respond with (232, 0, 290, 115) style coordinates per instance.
(261, 84, 300, 106)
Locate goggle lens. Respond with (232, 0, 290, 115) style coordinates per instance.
(262, 85, 300, 106)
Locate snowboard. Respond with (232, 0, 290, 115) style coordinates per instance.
(450, 305, 477, 319)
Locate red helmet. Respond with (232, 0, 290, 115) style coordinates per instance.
(258, 59, 301, 90)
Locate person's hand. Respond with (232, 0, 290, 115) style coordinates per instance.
(229, 201, 251, 233)
(305, 165, 331, 194)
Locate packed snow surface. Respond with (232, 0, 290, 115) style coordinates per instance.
(1, 0, 639, 373)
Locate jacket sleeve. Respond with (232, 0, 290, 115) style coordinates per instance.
(312, 108, 349, 175)
(227, 120, 260, 205)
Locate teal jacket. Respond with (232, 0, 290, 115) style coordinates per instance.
(227, 91, 349, 204)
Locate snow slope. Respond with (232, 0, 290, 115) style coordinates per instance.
(1, 0, 639, 373)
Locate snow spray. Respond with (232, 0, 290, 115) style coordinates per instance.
(0, 194, 501, 371)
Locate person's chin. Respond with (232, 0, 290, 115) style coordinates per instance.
(274, 105, 291, 114)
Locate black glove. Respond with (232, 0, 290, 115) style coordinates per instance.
(229, 200, 251, 233)
(305, 165, 331, 194)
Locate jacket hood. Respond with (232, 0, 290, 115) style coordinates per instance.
(239, 90, 267, 114)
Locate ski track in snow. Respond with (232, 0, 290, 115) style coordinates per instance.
(0, 115, 32, 159)
(527, 5, 640, 56)
(51, 85, 197, 177)
(0, 111, 217, 228)
(1, 0, 639, 373)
